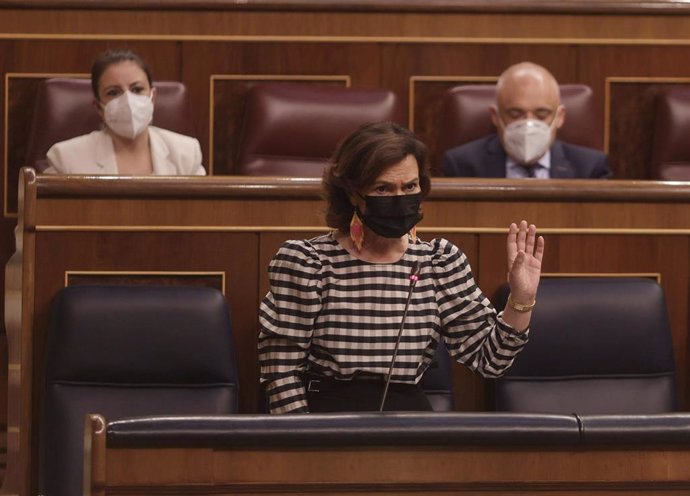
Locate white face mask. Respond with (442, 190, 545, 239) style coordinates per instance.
(103, 91, 153, 140)
(501, 118, 556, 165)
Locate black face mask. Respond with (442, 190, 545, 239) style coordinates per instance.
(357, 193, 423, 238)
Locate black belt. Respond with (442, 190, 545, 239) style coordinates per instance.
(302, 373, 384, 393)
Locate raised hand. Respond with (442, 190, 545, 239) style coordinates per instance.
(506, 220, 545, 305)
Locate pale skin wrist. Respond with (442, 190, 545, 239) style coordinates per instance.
(503, 220, 544, 332)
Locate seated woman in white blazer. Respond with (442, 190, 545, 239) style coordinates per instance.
(44, 50, 206, 176)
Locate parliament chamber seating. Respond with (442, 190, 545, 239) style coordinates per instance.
(437, 84, 603, 172)
(651, 86, 690, 180)
(6, 170, 690, 495)
(97, 412, 581, 448)
(234, 82, 402, 175)
(25, 78, 193, 172)
(493, 278, 677, 414)
(84, 411, 690, 494)
(39, 285, 238, 496)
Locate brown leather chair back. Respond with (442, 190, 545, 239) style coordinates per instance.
(651, 87, 690, 180)
(235, 83, 402, 176)
(26, 78, 193, 172)
(437, 84, 602, 161)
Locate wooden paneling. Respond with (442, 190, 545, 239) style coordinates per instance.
(6, 6, 690, 39)
(6, 171, 690, 495)
(606, 79, 690, 178)
(7, 10, 690, 185)
(100, 446, 690, 493)
(28, 231, 258, 494)
(7, 40, 690, 194)
(2, 4, 690, 494)
(66, 271, 225, 290)
(5, 21, 690, 214)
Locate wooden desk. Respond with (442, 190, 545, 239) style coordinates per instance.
(84, 412, 690, 495)
(4, 168, 690, 495)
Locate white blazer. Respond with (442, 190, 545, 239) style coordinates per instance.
(44, 126, 206, 176)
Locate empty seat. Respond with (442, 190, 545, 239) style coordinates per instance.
(651, 86, 690, 180)
(39, 285, 238, 496)
(493, 278, 677, 414)
(235, 83, 402, 175)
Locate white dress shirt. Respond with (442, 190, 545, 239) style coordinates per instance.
(506, 150, 551, 179)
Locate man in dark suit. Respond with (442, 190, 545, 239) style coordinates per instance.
(443, 62, 612, 179)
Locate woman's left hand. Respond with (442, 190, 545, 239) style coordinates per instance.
(506, 220, 545, 304)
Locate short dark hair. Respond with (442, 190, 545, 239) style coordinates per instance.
(91, 49, 153, 99)
(322, 121, 431, 233)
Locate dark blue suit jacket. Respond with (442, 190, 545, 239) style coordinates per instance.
(442, 134, 612, 179)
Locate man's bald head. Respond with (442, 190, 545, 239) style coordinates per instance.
(495, 62, 560, 112)
(490, 62, 566, 163)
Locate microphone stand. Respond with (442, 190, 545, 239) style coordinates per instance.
(379, 261, 420, 412)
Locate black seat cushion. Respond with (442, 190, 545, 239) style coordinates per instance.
(494, 278, 676, 414)
(40, 285, 238, 496)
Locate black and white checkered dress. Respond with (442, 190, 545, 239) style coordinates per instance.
(259, 232, 529, 414)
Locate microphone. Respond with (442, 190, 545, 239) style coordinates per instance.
(379, 261, 421, 412)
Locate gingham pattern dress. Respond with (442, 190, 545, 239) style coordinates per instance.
(259, 232, 529, 414)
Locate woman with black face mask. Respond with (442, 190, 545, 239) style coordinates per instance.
(258, 121, 544, 414)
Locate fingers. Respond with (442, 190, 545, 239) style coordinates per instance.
(534, 235, 545, 262)
(516, 220, 527, 253)
(508, 220, 541, 255)
(508, 221, 543, 271)
(525, 224, 537, 255)
(517, 220, 536, 251)
(512, 220, 539, 253)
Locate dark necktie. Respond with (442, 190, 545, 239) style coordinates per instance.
(520, 164, 537, 178)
